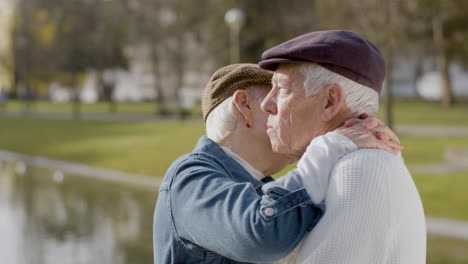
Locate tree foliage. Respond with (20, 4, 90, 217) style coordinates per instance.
(7, 0, 468, 111)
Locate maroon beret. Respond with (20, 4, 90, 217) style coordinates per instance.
(259, 30, 386, 94)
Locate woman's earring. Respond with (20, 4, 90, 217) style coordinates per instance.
(246, 123, 251, 128)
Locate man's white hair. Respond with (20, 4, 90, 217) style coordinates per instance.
(206, 86, 264, 143)
(299, 63, 379, 116)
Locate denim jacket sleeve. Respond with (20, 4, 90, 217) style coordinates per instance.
(168, 154, 323, 263)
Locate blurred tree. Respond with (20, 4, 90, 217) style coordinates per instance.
(12, 0, 36, 111)
(8, 0, 468, 120)
(125, 0, 204, 118)
(0, 0, 15, 101)
(50, 0, 127, 117)
(168, 0, 212, 119)
(11, 0, 128, 117)
(409, 0, 468, 106)
(124, 0, 168, 115)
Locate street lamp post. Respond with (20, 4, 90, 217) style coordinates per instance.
(224, 8, 245, 64)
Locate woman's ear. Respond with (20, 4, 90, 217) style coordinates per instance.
(320, 84, 345, 121)
(232, 90, 253, 122)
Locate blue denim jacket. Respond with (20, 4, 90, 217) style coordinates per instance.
(153, 136, 324, 263)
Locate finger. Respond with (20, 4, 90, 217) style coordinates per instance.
(344, 118, 362, 127)
(375, 125, 399, 142)
(376, 132, 390, 141)
(373, 132, 402, 148)
(359, 113, 369, 119)
(366, 121, 398, 141)
(370, 134, 403, 152)
(369, 117, 385, 125)
(365, 117, 387, 128)
(362, 118, 379, 130)
(384, 140, 404, 151)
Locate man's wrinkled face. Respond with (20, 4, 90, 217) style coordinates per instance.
(249, 85, 277, 148)
(261, 65, 324, 159)
(247, 85, 295, 173)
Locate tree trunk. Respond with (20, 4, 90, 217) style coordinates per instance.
(412, 56, 423, 99)
(151, 46, 168, 116)
(70, 73, 81, 119)
(432, 17, 454, 106)
(173, 38, 186, 121)
(384, 53, 394, 130)
(97, 70, 117, 113)
(17, 0, 33, 116)
(172, 11, 186, 121)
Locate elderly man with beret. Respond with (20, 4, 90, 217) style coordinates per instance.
(153, 60, 402, 262)
(260, 30, 426, 263)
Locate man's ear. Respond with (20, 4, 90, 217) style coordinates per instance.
(232, 90, 253, 122)
(320, 84, 345, 122)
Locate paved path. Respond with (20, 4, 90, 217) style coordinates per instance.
(1, 149, 467, 240)
(409, 163, 468, 174)
(426, 217, 468, 241)
(0, 149, 161, 189)
(396, 124, 468, 137)
(0, 110, 200, 122)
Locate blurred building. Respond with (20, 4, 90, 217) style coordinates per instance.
(49, 32, 212, 106)
(417, 63, 468, 100)
(383, 56, 468, 99)
(0, 0, 14, 91)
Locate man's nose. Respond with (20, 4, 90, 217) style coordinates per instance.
(261, 93, 277, 115)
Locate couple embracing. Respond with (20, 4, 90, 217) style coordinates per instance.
(153, 30, 426, 264)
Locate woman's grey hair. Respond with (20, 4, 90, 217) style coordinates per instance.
(299, 63, 379, 116)
(206, 86, 265, 143)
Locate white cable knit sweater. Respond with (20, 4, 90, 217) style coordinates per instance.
(277, 133, 426, 264)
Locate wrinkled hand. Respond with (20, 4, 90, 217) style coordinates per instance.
(334, 116, 403, 155)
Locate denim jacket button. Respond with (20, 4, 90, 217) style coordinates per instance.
(264, 207, 275, 217)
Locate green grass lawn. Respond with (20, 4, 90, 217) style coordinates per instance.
(0, 117, 205, 176)
(378, 100, 468, 126)
(5, 100, 158, 113)
(7, 116, 467, 177)
(3, 99, 468, 125)
(413, 172, 468, 221)
(427, 235, 468, 264)
(399, 135, 468, 164)
(1, 100, 203, 117)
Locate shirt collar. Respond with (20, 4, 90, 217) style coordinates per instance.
(193, 136, 265, 190)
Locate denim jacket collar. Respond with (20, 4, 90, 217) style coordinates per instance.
(194, 136, 265, 190)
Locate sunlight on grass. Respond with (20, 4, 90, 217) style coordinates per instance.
(399, 135, 468, 164)
(427, 235, 468, 264)
(0, 117, 205, 176)
(4, 100, 203, 117)
(413, 172, 468, 221)
(378, 100, 468, 126)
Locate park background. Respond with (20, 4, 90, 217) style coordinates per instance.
(0, 0, 468, 263)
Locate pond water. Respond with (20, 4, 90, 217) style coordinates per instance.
(0, 161, 156, 264)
